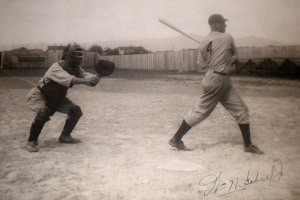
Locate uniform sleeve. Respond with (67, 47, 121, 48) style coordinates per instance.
(44, 63, 75, 87)
(197, 46, 207, 69)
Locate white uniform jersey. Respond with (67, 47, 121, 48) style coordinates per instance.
(38, 61, 94, 88)
(197, 32, 236, 74)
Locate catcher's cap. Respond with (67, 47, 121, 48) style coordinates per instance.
(62, 43, 83, 60)
(208, 14, 228, 24)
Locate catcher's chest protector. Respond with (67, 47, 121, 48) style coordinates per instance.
(39, 80, 68, 112)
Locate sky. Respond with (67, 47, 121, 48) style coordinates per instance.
(0, 0, 300, 48)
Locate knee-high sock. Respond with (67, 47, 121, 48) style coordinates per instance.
(28, 120, 46, 142)
(173, 120, 191, 142)
(61, 106, 83, 136)
(239, 124, 252, 146)
(61, 117, 80, 136)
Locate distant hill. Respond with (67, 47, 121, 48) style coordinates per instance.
(235, 36, 284, 47)
(0, 35, 289, 52)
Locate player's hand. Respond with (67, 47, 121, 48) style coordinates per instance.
(87, 75, 100, 87)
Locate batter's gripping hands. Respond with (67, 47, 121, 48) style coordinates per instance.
(94, 60, 115, 77)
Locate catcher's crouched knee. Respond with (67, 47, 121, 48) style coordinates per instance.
(36, 108, 51, 122)
(69, 105, 83, 119)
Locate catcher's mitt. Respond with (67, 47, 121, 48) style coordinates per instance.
(94, 60, 115, 76)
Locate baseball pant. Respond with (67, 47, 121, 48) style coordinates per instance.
(26, 87, 78, 115)
(184, 71, 249, 127)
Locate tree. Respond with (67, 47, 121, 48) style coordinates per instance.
(135, 47, 150, 54)
(104, 48, 119, 55)
(89, 44, 103, 55)
(119, 46, 150, 55)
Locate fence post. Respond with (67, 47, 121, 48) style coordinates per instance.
(0, 51, 3, 69)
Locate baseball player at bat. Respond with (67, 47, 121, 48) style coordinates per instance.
(25, 42, 101, 152)
(169, 14, 264, 154)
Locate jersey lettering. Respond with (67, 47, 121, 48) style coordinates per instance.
(206, 41, 213, 54)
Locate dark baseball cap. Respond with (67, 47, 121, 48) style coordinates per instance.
(208, 14, 228, 24)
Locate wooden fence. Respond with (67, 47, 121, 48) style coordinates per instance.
(98, 50, 199, 72)
(98, 46, 300, 77)
(99, 46, 300, 71)
(236, 46, 300, 65)
(2, 45, 300, 77)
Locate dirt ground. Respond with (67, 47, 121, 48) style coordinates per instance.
(0, 69, 299, 200)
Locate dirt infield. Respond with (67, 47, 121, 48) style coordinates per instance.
(0, 69, 299, 200)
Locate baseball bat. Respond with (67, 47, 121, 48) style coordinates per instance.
(159, 18, 200, 44)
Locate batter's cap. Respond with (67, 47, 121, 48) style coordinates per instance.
(208, 14, 228, 24)
(63, 43, 83, 60)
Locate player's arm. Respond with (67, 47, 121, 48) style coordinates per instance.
(46, 63, 99, 87)
(71, 76, 100, 86)
(71, 67, 100, 86)
(78, 67, 99, 78)
(197, 48, 207, 70)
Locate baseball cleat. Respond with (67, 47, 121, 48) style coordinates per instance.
(26, 141, 39, 152)
(244, 144, 264, 155)
(59, 135, 81, 144)
(168, 138, 186, 150)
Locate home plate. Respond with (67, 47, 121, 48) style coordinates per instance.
(156, 159, 206, 172)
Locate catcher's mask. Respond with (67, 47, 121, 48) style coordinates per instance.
(62, 43, 83, 66)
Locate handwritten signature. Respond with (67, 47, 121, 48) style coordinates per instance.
(198, 158, 284, 197)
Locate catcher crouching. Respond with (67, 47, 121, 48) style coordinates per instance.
(25, 43, 100, 152)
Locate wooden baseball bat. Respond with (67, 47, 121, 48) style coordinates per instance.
(159, 18, 200, 44)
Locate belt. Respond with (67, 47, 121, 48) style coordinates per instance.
(213, 71, 230, 76)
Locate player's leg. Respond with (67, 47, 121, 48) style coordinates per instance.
(26, 88, 51, 152)
(56, 98, 83, 143)
(168, 119, 191, 150)
(169, 73, 224, 150)
(220, 85, 264, 154)
(169, 95, 220, 150)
